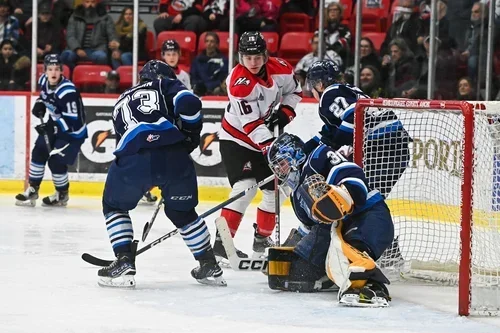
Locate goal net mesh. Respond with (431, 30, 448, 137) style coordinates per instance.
(356, 100, 500, 315)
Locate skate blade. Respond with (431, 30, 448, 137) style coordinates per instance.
(339, 294, 390, 308)
(138, 200, 157, 206)
(215, 255, 232, 268)
(15, 200, 36, 207)
(98, 275, 136, 288)
(42, 201, 68, 207)
(195, 275, 227, 287)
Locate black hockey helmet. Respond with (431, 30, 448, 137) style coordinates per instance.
(239, 31, 267, 55)
(139, 60, 177, 83)
(161, 39, 181, 54)
(306, 60, 341, 90)
(43, 53, 62, 70)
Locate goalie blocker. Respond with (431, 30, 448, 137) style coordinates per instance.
(266, 133, 394, 307)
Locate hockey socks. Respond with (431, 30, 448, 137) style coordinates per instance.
(179, 217, 211, 257)
(220, 208, 243, 237)
(105, 212, 134, 255)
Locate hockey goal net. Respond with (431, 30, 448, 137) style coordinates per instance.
(353, 99, 500, 316)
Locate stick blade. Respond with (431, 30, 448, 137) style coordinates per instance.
(141, 222, 151, 242)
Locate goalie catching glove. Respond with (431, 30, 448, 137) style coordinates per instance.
(297, 174, 354, 224)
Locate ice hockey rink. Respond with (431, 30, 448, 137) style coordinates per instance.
(1, 194, 500, 333)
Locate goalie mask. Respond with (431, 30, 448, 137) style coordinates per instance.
(268, 133, 307, 190)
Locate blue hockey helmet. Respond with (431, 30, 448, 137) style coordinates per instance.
(139, 60, 177, 83)
(43, 53, 62, 70)
(306, 60, 341, 90)
(268, 133, 307, 190)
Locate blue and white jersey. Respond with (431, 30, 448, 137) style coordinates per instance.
(38, 74, 87, 141)
(112, 78, 202, 157)
(308, 83, 407, 149)
(291, 144, 384, 227)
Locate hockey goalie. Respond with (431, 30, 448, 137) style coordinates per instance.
(266, 133, 394, 307)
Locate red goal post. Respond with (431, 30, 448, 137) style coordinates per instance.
(352, 99, 500, 316)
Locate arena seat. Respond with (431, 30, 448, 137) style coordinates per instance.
(363, 32, 385, 53)
(72, 65, 112, 91)
(278, 32, 314, 66)
(261, 32, 280, 55)
(116, 66, 144, 91)
(279, 13, 311, 34)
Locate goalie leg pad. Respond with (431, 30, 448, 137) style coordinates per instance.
(268, 247, 327, 292)
(294, 223, 332, 268)
(326, 220, 390, 294)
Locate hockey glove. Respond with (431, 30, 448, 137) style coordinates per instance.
(265, 105, 296, 131)
(35, 123, 55, 136)
(32, 101, 46, 119)
(182, 129, 200, 154)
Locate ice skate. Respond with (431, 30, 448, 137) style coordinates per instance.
(281, 228, 302, 247)
(252, 223, 275, 257)
(42, 190, 69, 207)
(213, 231, 248, 267)
(15, 185, 39, 207)
(98, 252, 136, 288)
(191, 250, 227, 286)
(139, 191, 157, 205)
(338, 281, 390, 308)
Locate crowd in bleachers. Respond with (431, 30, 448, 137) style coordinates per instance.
(0, 0, 499, 101)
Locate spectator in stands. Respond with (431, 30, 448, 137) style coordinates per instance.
(447, 0, 475, 50)
(8, 53, 30, 90)
(360, 65, 384, 98)
(203, 0, 229, 31)
(213, 79, 227, 96)
(0, 39, 16, 90)
(154, 0, 208, 36)
(295, 31, 342, 89)
(417, 0, 455, 50)
(103, 70, 120, 94)
(462, 2, 490, 86)
(52, 0, 74, 28)
(235, 0, 280, 34)
(346, 37, 382, 74)
(381, 37, 417, 98)
(323, 2, 351, 63)
(0, 0, 19, 50)
(190, 32, 228, 96)
(402, 36, 457, 99)
(457, 76, 476, 100)
(280, 0, 316, 16)
(161, 39, 191, 89)
(112, 6, 148, 69)
(61, 0, 119, 70)
(381, 0, 421, 55)
(24, 2, 62, 61)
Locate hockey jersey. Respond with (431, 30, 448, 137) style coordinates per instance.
(308, 83, 407, 150)
(292, 144, 384, 227)
(37, 74, 87, 141)
(174, 67, 191, 90)
(112, 78, 201, 157)
(220, 57, 302, 152)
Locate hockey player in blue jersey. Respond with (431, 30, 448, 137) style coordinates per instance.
(15, 54, 87, 207)
(266, 133, 394, 307)
(97, 60, 226, 288)
(304, 60, 411, 199)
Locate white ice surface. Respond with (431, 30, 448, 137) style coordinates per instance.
(1, 195, 500, 333)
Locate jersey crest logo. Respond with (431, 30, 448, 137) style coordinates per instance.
(276, 58, 288, 67)
(243, 161, 252, 171)
(234, 77, 250, 86)
(146, 134, 160, 142)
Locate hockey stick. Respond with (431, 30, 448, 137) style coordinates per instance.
(39, 117, 52, 152)
(141, 197, 164, 242)
(81, 174, 275, 267)
(273, 124, 281, 246)
(215, 216, 268, 271)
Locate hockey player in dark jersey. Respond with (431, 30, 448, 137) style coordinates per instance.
(266, 133, 394, 307)
(97, 60, 226, 288)
(15, 54, 87, 207)
(304, 60, 411, 199)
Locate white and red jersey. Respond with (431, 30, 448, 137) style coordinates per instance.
(219, 57, 303, 152)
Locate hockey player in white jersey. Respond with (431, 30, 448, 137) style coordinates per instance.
(215, 31, 302, 261)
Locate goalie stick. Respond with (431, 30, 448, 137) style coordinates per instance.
(82, 174, 275, 267)
(273, 124, 281, 246)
